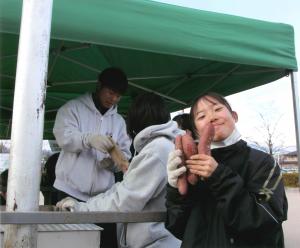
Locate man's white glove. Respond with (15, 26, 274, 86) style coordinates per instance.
(86, 134, 114, 153)
(56, 197, 80, 212)
(167, 149, 187, 188)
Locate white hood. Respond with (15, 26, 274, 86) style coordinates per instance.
(133, 120, 184, 153)
(78, 93, 118, 116)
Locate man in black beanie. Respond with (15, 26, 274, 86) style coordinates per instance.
(53, 67, 131, 248)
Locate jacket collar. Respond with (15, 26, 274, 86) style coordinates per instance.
(211, 128, 241, 150)
(81, 93, 117, 116)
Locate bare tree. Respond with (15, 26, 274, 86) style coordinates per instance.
(246, 113, 285, 156)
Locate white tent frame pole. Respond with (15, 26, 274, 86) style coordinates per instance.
(128, 81, 187, 105)
(4, 0, 53, 247)
(291, 72, 300, 184)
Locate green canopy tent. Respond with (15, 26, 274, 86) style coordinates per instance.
(1, 0, 297, 140)
(0, 1, 299, 247)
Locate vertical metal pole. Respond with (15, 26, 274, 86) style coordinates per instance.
(290, 72, 300, 185)
(4, 0, 53, 247)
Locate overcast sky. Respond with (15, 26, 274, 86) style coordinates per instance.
(159, 0, 299, 149)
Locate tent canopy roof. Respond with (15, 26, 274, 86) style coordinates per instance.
(0, 0, 298, 139)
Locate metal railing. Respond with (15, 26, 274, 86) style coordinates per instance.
(0, 206, 166, 224)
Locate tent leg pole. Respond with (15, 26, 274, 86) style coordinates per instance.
(4, 0, 53, 248)
(290, 72, 300, 186)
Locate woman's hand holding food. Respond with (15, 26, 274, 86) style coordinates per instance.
(186, 154, 218, 179)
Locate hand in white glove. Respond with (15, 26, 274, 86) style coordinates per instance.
(86, 134, 114, 153)
(167, 149, 187, 188)
(56, 197, 79, 212)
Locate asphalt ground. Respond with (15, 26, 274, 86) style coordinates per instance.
(283, 187, 300, 248)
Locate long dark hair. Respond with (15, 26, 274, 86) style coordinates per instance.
(126, 93, 170, 139)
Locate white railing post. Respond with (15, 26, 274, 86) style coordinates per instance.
(4, 0, 53, 247)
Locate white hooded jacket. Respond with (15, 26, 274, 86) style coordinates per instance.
(53, 93, 131, 201)
(76, 120, 182, 248)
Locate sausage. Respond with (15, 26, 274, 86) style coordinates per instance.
(175, 135, 188, 195)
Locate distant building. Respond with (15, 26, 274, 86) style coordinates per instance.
(279, 151, 298, 172)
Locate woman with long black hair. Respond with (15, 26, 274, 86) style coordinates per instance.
(57, 93, 181, 248)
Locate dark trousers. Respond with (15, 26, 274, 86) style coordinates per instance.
(55, 189, 118, 248)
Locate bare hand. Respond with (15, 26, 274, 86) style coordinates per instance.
(186, 154, 218, 179)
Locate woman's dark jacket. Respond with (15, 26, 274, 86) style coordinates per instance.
(165, 140, 288, 248)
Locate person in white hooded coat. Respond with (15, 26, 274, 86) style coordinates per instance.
(53, 67, 131, 248)
(57, 93, 182, 248)
(53, 67, 131, 201)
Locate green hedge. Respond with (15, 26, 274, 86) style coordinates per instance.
(282, 173, 299, 187)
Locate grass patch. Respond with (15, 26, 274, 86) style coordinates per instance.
(282, 173, 299, 187)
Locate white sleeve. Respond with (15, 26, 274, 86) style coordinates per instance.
(115, 117, 132, 160)
(53, 103, 90, 153)
(78, 152, 166, 212)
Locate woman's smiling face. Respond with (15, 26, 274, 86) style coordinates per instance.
(193, 96, 238, 142)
